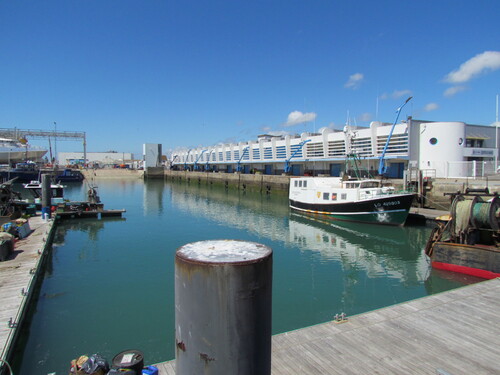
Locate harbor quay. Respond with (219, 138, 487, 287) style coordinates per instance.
(0, 216, 55, 374)
(158, 169, 500, 209)
(155, 278, 500, 375)
(1, 176, 499, 374)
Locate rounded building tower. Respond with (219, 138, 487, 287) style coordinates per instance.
(419, 122, 466, 177)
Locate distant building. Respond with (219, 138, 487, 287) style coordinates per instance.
(143, 143, 162, 169)
(58, 151, 134, 167)
(171, 117, 500, 179)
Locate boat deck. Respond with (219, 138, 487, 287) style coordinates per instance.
(154, 278, 500, 375)
(0, 216, 54, 365)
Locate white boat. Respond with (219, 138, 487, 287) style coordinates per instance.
(0, 138, 47, 164)
(289, 176, 415, 226)
(23, 180, 65, 205)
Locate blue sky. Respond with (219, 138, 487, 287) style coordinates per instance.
(1, 1, 499, 157)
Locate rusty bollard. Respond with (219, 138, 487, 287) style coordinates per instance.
(175, 240, 272, 375)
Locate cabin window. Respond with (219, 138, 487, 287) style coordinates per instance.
(299, 181, 303, 188)
(341, 193, 347, 200)
(303, 181, 307, 188)
(331, 193, 337, 201)
(323, 192, 329, 200)
(294, 180, 298, 187)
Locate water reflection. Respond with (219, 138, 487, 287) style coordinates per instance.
(168, 181, 431, 285)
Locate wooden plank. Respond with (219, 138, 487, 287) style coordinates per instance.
(154, 279, 500, 375)
(0, 217, 54, 364)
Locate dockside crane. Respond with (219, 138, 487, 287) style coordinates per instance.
(378, 97, 412, 176)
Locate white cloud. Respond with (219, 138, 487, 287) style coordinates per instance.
(284, 111, 317, 126)
(444, 85, 466, 97)
(392, 89, 412, 99)
(358, 113, 372, 122)
(344, 73, 364, 89)
(424, 103, 439, 112)
(444, 51, 500, 84)
(267, 130, 289, 137)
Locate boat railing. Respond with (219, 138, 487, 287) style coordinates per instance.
(359, 187, 414, 200)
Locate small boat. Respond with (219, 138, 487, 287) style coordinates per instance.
(289, 176, 415, 225)
(23, 180, 66, 205)
(0, 161, 41, 183)
(424, 192, 500, 279)
(55, 168, 84, 182)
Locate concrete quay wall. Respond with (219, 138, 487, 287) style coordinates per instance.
(163, 170, 290, 193)
(85, 168, 500, 209)
(81, 168, 144, 179)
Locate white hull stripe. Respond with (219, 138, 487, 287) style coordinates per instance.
(290, 206, 407, 215)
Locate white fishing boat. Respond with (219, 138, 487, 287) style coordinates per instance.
(0, 138, 47, 164)
(289, 97, 416, 226)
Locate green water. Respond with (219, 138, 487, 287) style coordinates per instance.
(12, 179, 481, 374)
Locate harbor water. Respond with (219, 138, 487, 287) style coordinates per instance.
(12, 178, 482, 374)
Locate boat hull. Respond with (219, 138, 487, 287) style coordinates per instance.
(289, 193, 414, 226)
(0, 150, 47, 164)
(430, 242, 500, 279)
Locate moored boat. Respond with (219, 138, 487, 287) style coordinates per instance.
(23, 180, 66, 205)
(424, 193, 500, 279)
(0, 137, 47, 164)
(289, 176, 415, 225)
(55, 168, 84, 182)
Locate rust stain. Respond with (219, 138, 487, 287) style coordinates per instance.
(176, 340, 186, 352)
(199, 352, 215, 364)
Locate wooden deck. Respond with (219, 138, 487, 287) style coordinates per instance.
(0, 216, 54, 366)
(155, 278, 500, 375)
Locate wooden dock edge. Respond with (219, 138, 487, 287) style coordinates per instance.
(0, 217, 57, 373)
(153, 278, 500, 375)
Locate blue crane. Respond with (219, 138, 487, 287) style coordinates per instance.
(183, 149, 192, 170)
(205, 149, 215, 171)
(378, 97, 412, 176)
(193, 150, 207, 171)
(284, 140, 311, 174)
(236, 147, 250, 172)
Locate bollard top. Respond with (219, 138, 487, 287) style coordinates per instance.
(176, 240, 272, 264)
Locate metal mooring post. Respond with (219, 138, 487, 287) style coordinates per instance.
(41, 174, 51, 218)
(175, 240, 272, 375)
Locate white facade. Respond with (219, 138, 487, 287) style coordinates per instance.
(58, 152, 134, 166)
(170, 117, 500, 178)
(143, 143, 162, 168)
(419, 122, 466, 177)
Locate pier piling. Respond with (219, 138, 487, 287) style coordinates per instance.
(41, 174, 51, 218)
(174, 240, 272, 375)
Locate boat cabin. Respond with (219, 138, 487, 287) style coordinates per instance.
(23, 180, 65, 205)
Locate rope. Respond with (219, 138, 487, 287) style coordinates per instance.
(0, 358, 13, 375)
(454, 199, 473, 234)
(472, 201, 491, 229)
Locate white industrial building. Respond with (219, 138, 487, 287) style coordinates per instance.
(58, 151, 135, 167)
(171, 117, 500, 179)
